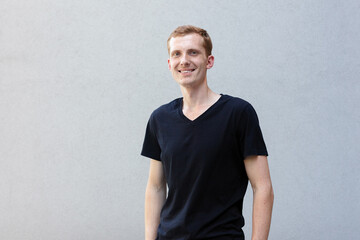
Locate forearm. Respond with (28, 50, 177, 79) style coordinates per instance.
(145, 184, 166, 240)
(251, 185, 274, 240)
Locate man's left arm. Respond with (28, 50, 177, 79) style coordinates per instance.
(244, 155, 274, 240)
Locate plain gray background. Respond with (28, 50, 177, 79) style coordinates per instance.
(1, 0, 359, 239)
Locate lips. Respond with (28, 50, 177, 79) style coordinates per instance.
(178, 69, 195, 73)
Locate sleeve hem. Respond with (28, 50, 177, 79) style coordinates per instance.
(140, 152, 161, 161)
(243, 150, 268, 159)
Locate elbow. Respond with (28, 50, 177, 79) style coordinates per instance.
(154, 183, 167, 193)
(146, 180, 166, 193)
(270, 185, 274, 203)
(253, 182, 274, 203)
(267, 184, 274, 205)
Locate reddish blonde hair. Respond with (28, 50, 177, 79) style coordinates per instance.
(167, 25, 213, 57)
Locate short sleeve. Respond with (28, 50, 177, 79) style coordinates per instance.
(141, 114, 161, 161)
(238, 104, 268, 158)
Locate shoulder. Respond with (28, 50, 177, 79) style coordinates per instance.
(149, 97, 182, 120)
(220, 94, 261, 124)
(221, 94, 253, 112)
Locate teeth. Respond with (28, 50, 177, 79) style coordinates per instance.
(183, 71, 191, 73)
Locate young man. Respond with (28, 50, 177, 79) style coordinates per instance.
(141, 25, 274, 240)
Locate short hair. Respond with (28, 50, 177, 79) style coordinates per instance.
(167, 25, 213, 57)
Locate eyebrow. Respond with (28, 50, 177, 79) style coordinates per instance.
(170, 48, 201, 55)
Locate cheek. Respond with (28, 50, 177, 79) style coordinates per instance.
(168, 60, 174, 69)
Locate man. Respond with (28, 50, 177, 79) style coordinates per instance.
(141, 25, 274, 240)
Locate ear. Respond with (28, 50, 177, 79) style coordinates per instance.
(168, 59, 171, 70)
(206, 55, 214, 69)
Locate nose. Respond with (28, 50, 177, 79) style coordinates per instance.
(180, 54, 190, 66)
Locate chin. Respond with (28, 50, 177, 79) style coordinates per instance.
(179, 80, 202, 88)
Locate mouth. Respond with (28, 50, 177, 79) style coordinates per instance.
(178, 69, 195, 73)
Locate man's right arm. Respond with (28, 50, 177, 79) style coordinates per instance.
(145, 159, 167, 240)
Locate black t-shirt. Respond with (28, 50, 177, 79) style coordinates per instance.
(141, 94, 268, 240)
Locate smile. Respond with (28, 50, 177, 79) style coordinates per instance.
(178, 69, 195, 73)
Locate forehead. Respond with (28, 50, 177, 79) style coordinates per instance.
(169, 33, 205, 52)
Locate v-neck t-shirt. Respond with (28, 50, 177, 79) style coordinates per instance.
(141, 94, 268, 240)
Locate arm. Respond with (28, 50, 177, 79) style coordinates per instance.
(244, 155, 274, 240)
(145, 159, 167, 240)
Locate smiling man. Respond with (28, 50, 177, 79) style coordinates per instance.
(142, 25, 274, 240)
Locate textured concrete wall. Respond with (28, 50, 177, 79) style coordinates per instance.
(1, 0, 359, 239)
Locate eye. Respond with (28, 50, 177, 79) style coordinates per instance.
(190, 51, 197, 55)
(172, 52, 180, 57)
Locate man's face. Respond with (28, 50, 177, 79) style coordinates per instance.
(168, 34, 214, 88)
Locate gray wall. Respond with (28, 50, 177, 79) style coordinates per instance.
(1, 0, 359, 239)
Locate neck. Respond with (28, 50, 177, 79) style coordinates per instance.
(180, 82, 220, 110)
